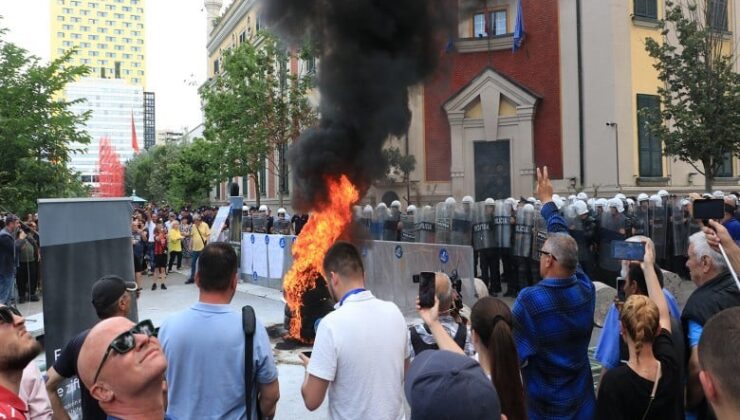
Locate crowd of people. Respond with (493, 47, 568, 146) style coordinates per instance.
(2, 168, 740, 419)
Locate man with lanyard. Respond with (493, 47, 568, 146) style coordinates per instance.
(406, 272, 474, 358)
(300, 241, 408, 420)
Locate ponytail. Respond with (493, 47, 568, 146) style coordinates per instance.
(619, 294, 659, 364)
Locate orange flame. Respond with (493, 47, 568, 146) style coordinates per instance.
(283, 175, 359, 341)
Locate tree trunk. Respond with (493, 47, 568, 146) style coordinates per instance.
(703, 160, 713, 193)
(253, 173, 261, 207)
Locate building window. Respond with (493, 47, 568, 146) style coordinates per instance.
(58, 32, 66, 38)
(62, 7, 72, 13)
(473, 10, 508, 38)
(239, 30, 247, 44)
(491, 10, 507, 35)
(473, 13, 486, 37)
(716, 153, 733, 177)
(213, 58, 220, 74)
(637, 94, 663, 177)
(57, 16, 65, 21)
(242, 176, 249, 197)
(88, 2, 97, 8)
(707, 0, 728, 31)
(634, 0, 658, 19)
(80, 10, 89, 16)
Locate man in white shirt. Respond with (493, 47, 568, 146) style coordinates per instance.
(300, 241, 409, 420)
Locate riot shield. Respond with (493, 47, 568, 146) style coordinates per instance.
(493, 200, 512, 249)
(242, 215, 253, 233)
(563, 204, 588, 262)
(513, 204, 534, 258)
(274, 218, 292, 235)
(416, 206, 436, 244)
(400, 214, 416, 242)
(383, 207, 400, 241)
(450, 203, 473, 245)
(530, 205, 548, 262)
(360, 206, 373, 237)
(632, 203, 650, 237)
(649, 199, 668, 260)
(671, 199, 690, 257)
(252, 214, 267, 233)
(435, 202, 452, 245)
(371, 207, 387, 240)
(472, 202, 494, 251)
(598, 210, 626, 272)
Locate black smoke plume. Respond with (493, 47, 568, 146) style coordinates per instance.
(263, 0, 453, 211)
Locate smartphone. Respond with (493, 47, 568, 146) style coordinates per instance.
(611, 240, 645, 261)
(616, 277, 626, 302)
(693, 199, 724, 221)
(301, 351, 312, 359)
(418, 272, 436, 308)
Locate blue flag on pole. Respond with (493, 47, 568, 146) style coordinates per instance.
(513, 0, 525, 52)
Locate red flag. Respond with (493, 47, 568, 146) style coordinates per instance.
(131, 111, 140, 153)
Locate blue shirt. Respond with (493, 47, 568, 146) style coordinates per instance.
(158, 302, 278, 420)
(594, 289, 682, 369)
(722, 218, 740, 244)
(513, 202, 596, 419)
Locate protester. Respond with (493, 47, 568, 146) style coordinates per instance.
(698, 307, 740, 420)
(407, 272, 474, 357)
(16, 224, 39, 303)
(167, 220, 183, 273)
(0, 304, 43, 419)
(145, 211, 156, 276)
(77, 317, 170, 420)
(721, 196, 740, 243)
(405, 350, 503, 420)
(0, 215, 24, 306)
(186, 214, 210, 284)
(682, 231, 740, 417)
(151, 226, 168, 290)
(46, 275, 137, 420)
(180, 217, 192, 266)
(158, 243, 279, 420)
(596, 240, 682, 419)
(704, 220, 740, 277)
(513, 167, 596, 419)
(300, 241, 408, 419)
(419, 295, 527, 420)
(132, 219, 147, 289)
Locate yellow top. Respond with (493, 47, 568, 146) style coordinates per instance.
(168, 228, 182, 252)
(191, 222, 211, 252)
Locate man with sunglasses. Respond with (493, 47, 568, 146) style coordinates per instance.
(45, 275, 137, 420)
(0, 305, 43, 419)
(158, 243, 279, 420)
(77, 317, 171, 420)
(512, 167, 597, 419)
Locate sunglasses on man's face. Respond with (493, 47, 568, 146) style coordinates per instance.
(0, 306, 22, 324)
(92, 319, 156, 384)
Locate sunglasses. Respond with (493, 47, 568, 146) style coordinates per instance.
(0, 306, 22, 324)
(539, 250, 558, 261)
(92, 319, 156, 384)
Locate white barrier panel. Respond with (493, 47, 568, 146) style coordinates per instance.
(241, 233, 295, 289)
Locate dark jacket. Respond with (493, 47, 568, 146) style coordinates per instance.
(0, 228, 21, 276)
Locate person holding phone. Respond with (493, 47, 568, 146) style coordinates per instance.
(407, 272, 475, 358)
(597, 240, 683, 419)
(721, 196, 740, 243)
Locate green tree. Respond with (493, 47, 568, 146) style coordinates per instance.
(644, 1, 740, 191)
(200, 32, 317, 206)
(0, 25, 92, 214)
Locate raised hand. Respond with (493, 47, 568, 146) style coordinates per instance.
(535, 166, 553, 204)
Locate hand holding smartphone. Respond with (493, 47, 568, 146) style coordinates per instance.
(611, 240, 645, 261)
(418, 272, 436, 308)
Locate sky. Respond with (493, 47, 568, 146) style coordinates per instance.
(0, 0, 232, 132)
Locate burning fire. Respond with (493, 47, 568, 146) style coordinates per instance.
(283, 175, 359, 341)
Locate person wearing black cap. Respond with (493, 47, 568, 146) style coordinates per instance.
(44, 275, 137, 420)
(405, 350, 504, 420)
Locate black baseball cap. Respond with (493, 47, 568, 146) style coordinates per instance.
(91, 275, 137, 313)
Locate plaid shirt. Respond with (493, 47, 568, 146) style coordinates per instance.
(513, 202, 596, 420)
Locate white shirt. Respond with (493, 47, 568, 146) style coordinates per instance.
(147, 220, 155, 242)
(308, 290, 408, 420)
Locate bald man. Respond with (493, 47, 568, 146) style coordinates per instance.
(77, 317, 171, 420)
(407, 272, 474, 358)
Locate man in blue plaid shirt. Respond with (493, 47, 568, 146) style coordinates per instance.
(513, 167, 596, 419)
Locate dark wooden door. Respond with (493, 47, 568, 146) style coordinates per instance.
(474, 140, 511, 200)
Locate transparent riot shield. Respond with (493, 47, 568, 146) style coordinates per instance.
(416, 206, 436, 244)
(274, 218, 292, 235)
(242, 214, 253, 233)
(649, 200, 668, 260)
(252, 215, 267, 233)
(632, 203, 650, 237)
(371, 207, 387, 240)
(360, 206, 373, 237)
(400, 214, 416, 242)
(513, 204, 534, 258)
(530, 206, 548, 262)
(435, 202, 452, 245)
(493, 200, 512, 249)
(598, 210, 626, 272)
(451, 203, 473, 246)
(563, 204, 588, 262)
(383, 208, 400, 242)
(472, 202, 494, 251)
(671, 199, 690, 257)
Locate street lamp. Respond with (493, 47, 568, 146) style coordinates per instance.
(606, 122, 620, 191)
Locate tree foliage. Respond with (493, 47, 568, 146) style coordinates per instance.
(200, 31, 317, 206)
(124, 139, 217, 209)
(0, 25, 92, 214)
(643, 0, 740, 191)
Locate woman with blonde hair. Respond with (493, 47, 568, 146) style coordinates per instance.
(596, 240, 681, 419)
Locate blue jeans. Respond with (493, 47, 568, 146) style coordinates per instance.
(0, 273, 15, 305)
(189, 251, 201, 281)
(147, 243, 155, 273)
